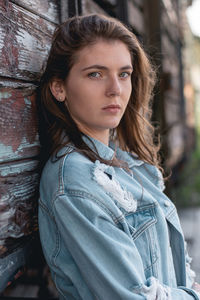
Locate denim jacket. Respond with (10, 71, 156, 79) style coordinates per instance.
(39, 136, 200, 300)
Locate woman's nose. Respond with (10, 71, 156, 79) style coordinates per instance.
(105, 76, 121, 97)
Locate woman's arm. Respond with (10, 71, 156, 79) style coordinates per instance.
(41, 191, 200, 300)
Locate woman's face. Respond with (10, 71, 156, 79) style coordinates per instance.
(60, 39, 132, 144)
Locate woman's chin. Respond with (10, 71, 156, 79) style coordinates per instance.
(106, 120, 121, 129)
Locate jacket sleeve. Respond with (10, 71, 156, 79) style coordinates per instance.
(52, 191, 200, 300)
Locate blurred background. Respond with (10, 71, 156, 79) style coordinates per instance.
(0, 0, 200, 297)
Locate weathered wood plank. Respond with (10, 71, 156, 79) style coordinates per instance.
(162, 0, 179, 29)
(10, 0, 59, 24)
(60, 0, 68, 22)
(82, 0, 107, 15)
(161, 34, 178, 65)
(0, 0, 56, 81)
(127, 0, 144, 35)
(0, 81, 39, 163)
(161, 8, 179, 45)
(0, 159, 39, 257)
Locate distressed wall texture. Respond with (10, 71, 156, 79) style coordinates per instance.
(0, 0, 59, 291)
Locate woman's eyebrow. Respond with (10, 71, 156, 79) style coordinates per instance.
(120, 65, 133, 71)
(81, 64, 133, 72)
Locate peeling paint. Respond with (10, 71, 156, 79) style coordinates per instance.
(1, 1, 20, 74)
(12, 0, 59, 24)
(0, 81, 35, 89)
(0, 160, 38, 177)
(24, 96, 31, 105)
(16, 28, 50, 73)
(0, 0, 52, 280)
(0, 143, 13, 157)
(0, 168, 39, 243)
(0, 87, 39, 158)
(0, 91, 12, 100)
(0, 0, 56, 80)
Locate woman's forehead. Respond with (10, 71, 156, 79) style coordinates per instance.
(73, 39, 132, 69)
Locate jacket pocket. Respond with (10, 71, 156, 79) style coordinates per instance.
(125, 205, 158, 278)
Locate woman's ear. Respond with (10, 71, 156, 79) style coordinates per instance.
(49, 79, 66, 102)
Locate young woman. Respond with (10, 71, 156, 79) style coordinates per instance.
(38, 14, 200, 299)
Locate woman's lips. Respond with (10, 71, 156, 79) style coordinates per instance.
(102, 104, 121, 113)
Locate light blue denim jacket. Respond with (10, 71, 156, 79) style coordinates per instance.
(39, 136, 200, 300)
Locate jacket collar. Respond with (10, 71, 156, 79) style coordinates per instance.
(115, 147, 144, 168)
(82, 135, 115, 161)
(83, 135, 144, 168)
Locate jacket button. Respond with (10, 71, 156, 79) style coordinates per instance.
(164, 200, 171, 207)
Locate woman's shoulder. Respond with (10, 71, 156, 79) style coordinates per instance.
(53, 146, 95, 187)
(40, 145, 90, 196)
(40, 147, 124, 219)
(45, 145, 92, 177)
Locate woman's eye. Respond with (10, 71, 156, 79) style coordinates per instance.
(88, 72, 101, 78)
(119, 72, 131, 78)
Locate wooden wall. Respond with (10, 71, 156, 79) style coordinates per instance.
(160, 0, 188, 167)
(143, 0, 192, 169)
(0, 0, 59, 291)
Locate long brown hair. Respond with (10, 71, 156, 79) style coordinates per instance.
(37, 13, 160, 169)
